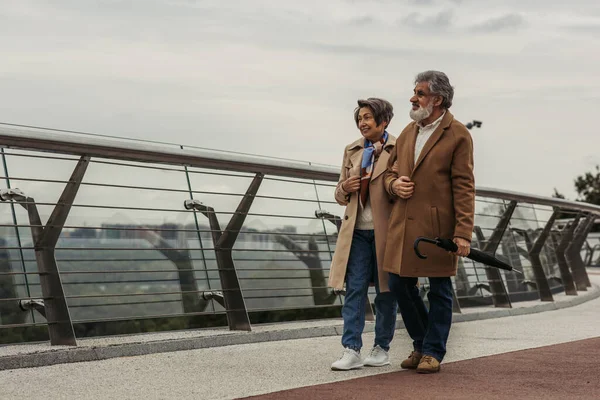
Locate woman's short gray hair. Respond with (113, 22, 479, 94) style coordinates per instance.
(415, 70, 454, 109)
(353, 98, 394, 128)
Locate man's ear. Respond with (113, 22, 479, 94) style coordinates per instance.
(433, 96, 443, 107)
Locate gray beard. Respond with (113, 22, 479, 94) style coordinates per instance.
(409, 102, 433, 122)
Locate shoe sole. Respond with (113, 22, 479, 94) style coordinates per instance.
(364, 361, 390, 367)
(331, 364, 364, 371)
(416, 368, 440, 374)
(400, 365, 418, 370)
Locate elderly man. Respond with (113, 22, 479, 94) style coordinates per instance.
(329, 98, 398, 371)
(383, 71, 475, 374)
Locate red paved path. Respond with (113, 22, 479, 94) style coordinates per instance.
(241, 337, 600, 400)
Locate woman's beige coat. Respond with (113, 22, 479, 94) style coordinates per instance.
(328, 134, 397, 291)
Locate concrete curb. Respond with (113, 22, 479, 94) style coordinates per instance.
(2, 285, 599, 371)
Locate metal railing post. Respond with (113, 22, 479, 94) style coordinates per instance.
(526, 209, 559, 301)
(475, 200, 517, 308)
(566, 214, 595, 290)
(551, 215, 579, 295)
(0, 156, 90, 345)
(184, 173, 264, 331)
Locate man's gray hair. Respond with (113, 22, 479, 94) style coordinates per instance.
(415, 70, 454, 109)
(353, 98, 394, 128)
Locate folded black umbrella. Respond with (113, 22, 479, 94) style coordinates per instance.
(414, 236, 522, 274)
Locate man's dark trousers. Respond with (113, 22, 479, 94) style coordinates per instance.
(389, 274, 453, 361)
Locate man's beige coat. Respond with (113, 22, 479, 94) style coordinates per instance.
(382, 111, 475, 277)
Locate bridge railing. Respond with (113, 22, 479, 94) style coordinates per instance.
(0, 123, 598, 345)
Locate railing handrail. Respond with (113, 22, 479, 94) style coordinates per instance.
(0, 124, 338, 181)
(476, 187, 600, 215)
(2, 124, 600, 215)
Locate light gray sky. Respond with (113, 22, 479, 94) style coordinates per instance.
(2, 0, 599, 200)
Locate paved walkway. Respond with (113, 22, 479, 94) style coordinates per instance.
(243, 337, 600, 400)
(2, 273, 600, 399)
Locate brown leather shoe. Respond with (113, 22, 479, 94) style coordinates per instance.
(416, 355, 441, 374)
(400, 351, 423, 369)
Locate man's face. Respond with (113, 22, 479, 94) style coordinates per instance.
(409, 81, 436, 122)
(357, 107, 386, 142)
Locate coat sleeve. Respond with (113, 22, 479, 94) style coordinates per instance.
(383, 149, 399, 199)
(334, 147, 351, 206)
(451, 128, 476, 241)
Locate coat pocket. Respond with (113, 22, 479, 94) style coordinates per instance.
(430, 206, 441, 237)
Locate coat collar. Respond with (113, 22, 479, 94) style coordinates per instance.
(347, 133, 395, 152)
(346, 134, 396, 180)
(372, 135, 395, 180)
(408, 111, 454, 173)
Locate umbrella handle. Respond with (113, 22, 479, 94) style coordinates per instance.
(414, 237, 440, 259)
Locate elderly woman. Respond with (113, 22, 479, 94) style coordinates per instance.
(328, 98, 398, 370)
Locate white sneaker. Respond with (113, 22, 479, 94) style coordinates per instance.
(331, 348, 363, 371)
(363, 345, 390, 367)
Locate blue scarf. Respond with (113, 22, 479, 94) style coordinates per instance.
(360, 131, 388, 207)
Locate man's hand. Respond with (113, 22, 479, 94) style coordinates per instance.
(453, 237, 471, 257)
(342, 176, 361, 193)
(392, 176, 415, 199)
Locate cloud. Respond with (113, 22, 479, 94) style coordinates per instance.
(470, 13, 526, 33)
(346, 15, 377, 26)
(401, 9, 454, 31)
(562, 22, 600, 33)
(406, 0, 436, 5)
(405, 0, 462, 6)
(306, 40, 495, 59)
